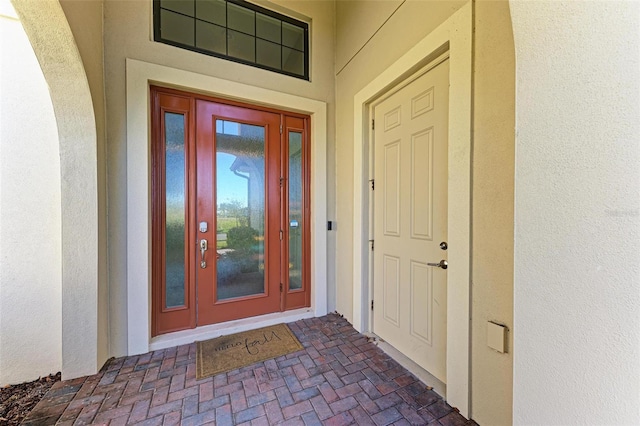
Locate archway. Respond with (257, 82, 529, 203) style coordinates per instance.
(11, 0, 100, 379)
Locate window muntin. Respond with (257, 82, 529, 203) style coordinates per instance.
(154, 0, 309, 80)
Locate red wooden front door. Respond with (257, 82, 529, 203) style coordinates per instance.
(151, 87, 311, 336)
(195, 100, 282, 325)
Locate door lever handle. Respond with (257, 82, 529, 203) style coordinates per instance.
(200, 239, 208, 269)
(427, 259, 448, 269)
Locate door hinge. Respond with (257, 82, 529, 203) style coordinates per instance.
(280, 230, 283, 240)
(280, 124, 283, 134)
(280, 283, 283, 292)
(369, 239, 374, 251)
(280, 177, 284, 187)
(371, 119, 375, 130)
(371, 300, 374, 311)
(369, 179, 375, 190)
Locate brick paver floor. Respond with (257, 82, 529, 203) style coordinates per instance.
(22, 313, 476, 425)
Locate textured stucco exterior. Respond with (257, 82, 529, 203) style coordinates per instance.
(510, 1, 640, 424)
(59, 0, 109, 370)
(471, 1, 515, 424)
(10, 0, 101, 380)
(0, 1, 62, 385)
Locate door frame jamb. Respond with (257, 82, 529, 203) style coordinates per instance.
(351, 2, 472, 416)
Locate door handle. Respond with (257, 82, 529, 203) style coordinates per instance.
(200, 239, 208, 269)
(427, 260, 448, 270)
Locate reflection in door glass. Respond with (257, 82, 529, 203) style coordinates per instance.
(216, 120, 266, 300)
(164, 112, 186, 308)
(288, 131, 303, 290)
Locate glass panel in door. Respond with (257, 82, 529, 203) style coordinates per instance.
(288, 131, 303, 291)
(164, 112, 187, 308)
(215, 119, 266, 300)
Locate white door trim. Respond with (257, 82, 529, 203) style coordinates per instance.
(125, 58, 328, 356)
(351, 2, 472, 416)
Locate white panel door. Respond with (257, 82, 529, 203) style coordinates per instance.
(373, 59, 449, 382)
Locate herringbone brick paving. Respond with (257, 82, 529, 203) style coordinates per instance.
(22, 314, 476, 425)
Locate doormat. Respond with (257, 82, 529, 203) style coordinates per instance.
(196, 323, 303, 379)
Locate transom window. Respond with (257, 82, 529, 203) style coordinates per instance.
(153, 0, 309, 80)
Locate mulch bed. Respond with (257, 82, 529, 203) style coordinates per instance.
(0, 373, 60, 425)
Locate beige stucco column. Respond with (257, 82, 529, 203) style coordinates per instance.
(510, 1, 640, 424)
(11, 0, 103, 380)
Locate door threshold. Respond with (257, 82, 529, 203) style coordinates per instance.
(368, 334, 446, 398)
(149, 308, 314, 352)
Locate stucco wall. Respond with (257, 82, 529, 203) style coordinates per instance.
(335, 0, 402, 72)
(335, 1, 515, 423)
(11, 0, 100, 381)
(103, 0, 336, 356)
(59, 0, 109, 370)
(471, 1, 515, 424)
(0, 2, 62, 385)
(510, 1, 640, 424)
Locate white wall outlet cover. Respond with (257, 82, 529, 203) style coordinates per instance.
(487, 321, 507, 353)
